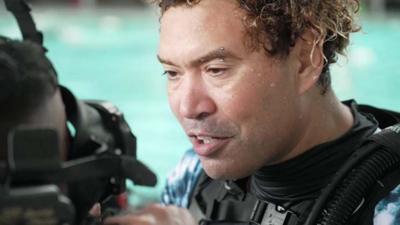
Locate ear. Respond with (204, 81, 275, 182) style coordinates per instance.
(292, 29, 324, 95)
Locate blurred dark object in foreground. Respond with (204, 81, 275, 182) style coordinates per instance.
(0, 99, 158, 225)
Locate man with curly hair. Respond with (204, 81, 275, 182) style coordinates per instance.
(105, 0, 400, 224)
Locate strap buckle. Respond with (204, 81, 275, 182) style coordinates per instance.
(249, 200, 291, 225)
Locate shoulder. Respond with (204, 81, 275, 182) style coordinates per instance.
(161, 149, 203, 208)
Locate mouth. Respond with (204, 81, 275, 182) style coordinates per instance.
(189, 134, 232, 157)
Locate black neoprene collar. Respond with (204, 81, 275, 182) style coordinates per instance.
(250, 100, 379, 206)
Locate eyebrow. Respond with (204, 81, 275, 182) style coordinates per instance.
(157, 48, 241, 67)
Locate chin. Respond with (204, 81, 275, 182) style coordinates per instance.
(203, 169, 227, 180)
(202, 161, 253, 180)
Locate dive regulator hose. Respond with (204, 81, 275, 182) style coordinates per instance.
(304, 124, 400, 225)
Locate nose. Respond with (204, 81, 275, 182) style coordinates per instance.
(178, 76, 217, 120)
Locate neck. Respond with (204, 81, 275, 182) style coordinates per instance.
(278, 87, 354, 163)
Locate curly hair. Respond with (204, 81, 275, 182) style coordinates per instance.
(151, 0, 360, 94)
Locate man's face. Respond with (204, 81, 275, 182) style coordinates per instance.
(158, 0, 306, 179)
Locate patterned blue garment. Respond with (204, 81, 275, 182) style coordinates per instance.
(161, 149, 203, 208)
(374, 185, 400, 225)
(161, 149, 400, 224)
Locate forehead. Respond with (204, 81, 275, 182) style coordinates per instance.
(158, 0, 249, 60)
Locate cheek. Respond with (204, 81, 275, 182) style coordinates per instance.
(220, 73, 296, 141)
(167, 89, 182, 120)
(214, 75, 271, 123)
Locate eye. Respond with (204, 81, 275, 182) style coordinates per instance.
(206, 67, 227, 77)
(162, 70, 179, 80)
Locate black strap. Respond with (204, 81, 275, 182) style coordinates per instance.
(4, 0, 44, 45)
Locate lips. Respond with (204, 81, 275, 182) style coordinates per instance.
(189, 134, 232, 157)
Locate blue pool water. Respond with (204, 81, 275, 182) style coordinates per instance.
(1, 6, 399, 205)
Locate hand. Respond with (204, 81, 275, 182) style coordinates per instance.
(103, 204, 197, 225)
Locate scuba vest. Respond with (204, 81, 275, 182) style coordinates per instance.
(188, 105, 400, 225)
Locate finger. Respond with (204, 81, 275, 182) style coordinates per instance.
(89, 203, 101, 217)
(103, 215, 132, 225)
(103, 214, 155, 225)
